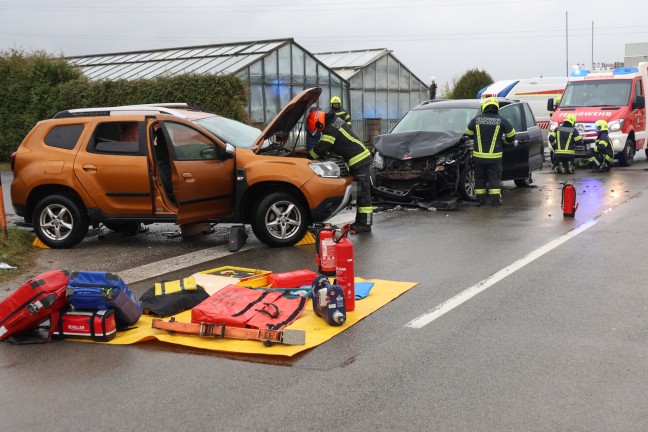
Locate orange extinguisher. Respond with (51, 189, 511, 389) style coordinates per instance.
(562, 183, 578, 217)
(334, 224, 355, 312)
(315, 224, 337, 276)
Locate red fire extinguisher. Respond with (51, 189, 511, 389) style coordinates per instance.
(334, 224, 355, 312)
(562, 183, 578, 217)
(315, 225, 336, 276)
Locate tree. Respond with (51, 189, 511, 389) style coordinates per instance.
(448, 68, 494, 100)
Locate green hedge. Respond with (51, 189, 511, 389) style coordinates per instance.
(0, 49, 248, 162)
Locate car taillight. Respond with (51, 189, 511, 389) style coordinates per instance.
(10, 152, 16, 172)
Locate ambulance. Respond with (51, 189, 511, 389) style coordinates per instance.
(547, 63, 647, 166)
(477, 77, 567, 136)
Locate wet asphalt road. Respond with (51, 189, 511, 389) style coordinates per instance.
(2, 156, 648, 431)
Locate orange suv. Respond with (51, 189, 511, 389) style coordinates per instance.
(10, 88, 353, 248)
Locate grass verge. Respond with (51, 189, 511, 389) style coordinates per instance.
(0, 228, 36, 284)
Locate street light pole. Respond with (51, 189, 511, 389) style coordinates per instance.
(566, 10, 569, 76)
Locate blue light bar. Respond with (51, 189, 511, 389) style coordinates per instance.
(613, 67, 639, 75)
(570, 69, 591, 77)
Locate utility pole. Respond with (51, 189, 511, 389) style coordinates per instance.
(566, 11, 569, 75)
(591, 21, 594, 69)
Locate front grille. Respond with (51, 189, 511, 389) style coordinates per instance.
(332, 158, 350, 177)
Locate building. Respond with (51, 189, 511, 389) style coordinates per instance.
(625, 42, 648, 67)
(67, 39, 429, 142)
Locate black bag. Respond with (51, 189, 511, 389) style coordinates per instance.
(140, 277, 210, 317)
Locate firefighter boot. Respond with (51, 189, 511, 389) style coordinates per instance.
(567, 161, 575, 174)
(350, 213, 372, 234)
(475, 194, 487, 206)
(490, 194, 503, 207)
(557, 162, 566, 174)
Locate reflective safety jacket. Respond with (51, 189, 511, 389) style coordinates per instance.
(594, 131, 614, 163)
(309, 116, 371, 168)
(548, 124, 582, 155)
(465, 111, 516, 162)
(329, 107, 351, 125)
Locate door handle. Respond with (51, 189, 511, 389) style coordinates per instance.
(182, 173, 195, 183)
(82, 164, 97, 172)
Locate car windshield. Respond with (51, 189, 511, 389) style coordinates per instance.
(194, 116, 261, 149)
(561, 80, 632, 107)
(391, 107, 479, 134)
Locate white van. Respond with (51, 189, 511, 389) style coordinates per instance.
(477, 77, 567, 141)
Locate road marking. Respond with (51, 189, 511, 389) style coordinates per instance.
(405, 216, 603, 329)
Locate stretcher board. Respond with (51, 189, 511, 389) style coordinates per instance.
(67, 278, 417, 357)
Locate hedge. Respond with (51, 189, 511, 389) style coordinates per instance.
(0, 49, 248, 162)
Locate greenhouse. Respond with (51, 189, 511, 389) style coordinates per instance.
(67, 38, 347, 126)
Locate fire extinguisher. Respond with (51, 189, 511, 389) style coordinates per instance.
(315, 224, 336, 276)
(334, 224, 355, 312)
(562, 183, 578, 217)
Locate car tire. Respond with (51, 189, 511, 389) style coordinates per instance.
(618, 139, 635, 167)
(458, 164, 477, 201)
(32, 194, 89, 249)
(251, 191, 308, 247)
(514, 173, 533, 188)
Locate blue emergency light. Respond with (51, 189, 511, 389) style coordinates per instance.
(570, 69, 591, 77)
(613, 67, 639, 75)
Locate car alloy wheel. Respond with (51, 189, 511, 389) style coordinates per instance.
(32, 194, 89, 248)
(252, 191, 308, 247)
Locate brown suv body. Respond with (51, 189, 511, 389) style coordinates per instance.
(11, 88, 353, 248)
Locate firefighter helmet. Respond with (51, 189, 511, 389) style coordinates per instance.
(564, 113, 577, 126)
(595, 119, 608, 132)
(555, 95, 562, 105)
(330, 96, 341, 107)
(481, 97, 499, 112)
(307, 110, 326, 133)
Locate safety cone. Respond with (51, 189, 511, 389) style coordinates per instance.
(32, 237, 50, 249)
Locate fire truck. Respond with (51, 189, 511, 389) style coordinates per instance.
(547, 62, 647, 166)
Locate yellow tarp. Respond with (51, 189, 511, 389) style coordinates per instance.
(73, 278, 417, 357)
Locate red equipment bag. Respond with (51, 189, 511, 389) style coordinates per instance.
(561, 183, 578, 217)
(266, 270, 318, 288)
(0, 269, 70, 341)
(52, 309, 117, 342)
(191, 285, 307, 330)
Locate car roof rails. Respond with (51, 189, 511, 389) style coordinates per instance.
(52, 103, 211, 119)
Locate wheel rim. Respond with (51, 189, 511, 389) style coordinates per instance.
(465, 169, 476, 198)
(264, 200, 302, 240)
(39, 203, 73, 242)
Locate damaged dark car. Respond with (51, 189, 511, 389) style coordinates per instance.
(371, 98, 544, 206)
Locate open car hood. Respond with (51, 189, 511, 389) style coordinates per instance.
(373, 131, 464, 160)
(253, 87, 322, 153)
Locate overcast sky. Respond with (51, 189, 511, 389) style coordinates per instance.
(1, 0, 647, 88)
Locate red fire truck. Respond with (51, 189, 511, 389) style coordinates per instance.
(547, 62, 647, 166)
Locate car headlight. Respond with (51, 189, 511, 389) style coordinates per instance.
(549, 121, 558, 132)
(373, 152, 384, 170)
(309, 161, 341, 178)
(608, 119, 623, 132)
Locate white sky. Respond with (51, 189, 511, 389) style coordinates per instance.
(1, 0, 646, 88)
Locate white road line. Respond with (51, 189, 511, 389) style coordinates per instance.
(405, 217, 602, 329)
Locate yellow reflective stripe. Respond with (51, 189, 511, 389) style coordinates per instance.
(489, 125, 500, 153)
(475, 189, 487, 195)
(489, 189, 501, 194)
(465, 129, 474, 136)
(554, 150, 575, 154)
(574, 135, 582, 142)
(309, 149, 320, 159)
(476, 125, 483, 153)
(605, 154, 614, 162)
(504, 129, 516, 138)
(320, 134, 335, 144)
(473, 152, 502, 159)
(339, 128, 365, 147)
(348, 149, 371, 166)
(358, 206, 373, 214)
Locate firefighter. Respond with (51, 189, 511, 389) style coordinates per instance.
(465, 97, 517, 206)
(588, 120, 614, 172)
(548, 113, 581, 174)
(307, 110, 373, 233)
(329, 96, 351, 125)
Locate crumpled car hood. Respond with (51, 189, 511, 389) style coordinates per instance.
(373, 131, 464, 160)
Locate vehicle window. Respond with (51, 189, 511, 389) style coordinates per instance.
(635, 79, 643, 99)
(44, 124, 85, 150)
(562, 80, 632, 107)
(164, 122, 223, 161)
(391, 107, 479, 134)
(500, 104, 524, 132)
(522, 103, 536, 129)
(90, 122, 141, 155)
(194, 115, 261, 149)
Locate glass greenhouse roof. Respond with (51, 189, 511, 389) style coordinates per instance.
(67, 39, 290, 80)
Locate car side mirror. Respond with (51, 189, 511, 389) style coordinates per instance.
(634, 95, 645, 110)
(225, 143, 235, 158)
(546, 98, 554, 111)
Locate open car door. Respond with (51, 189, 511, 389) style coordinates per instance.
(501, 103, 531, 180)
(156, 119, 235, 225)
